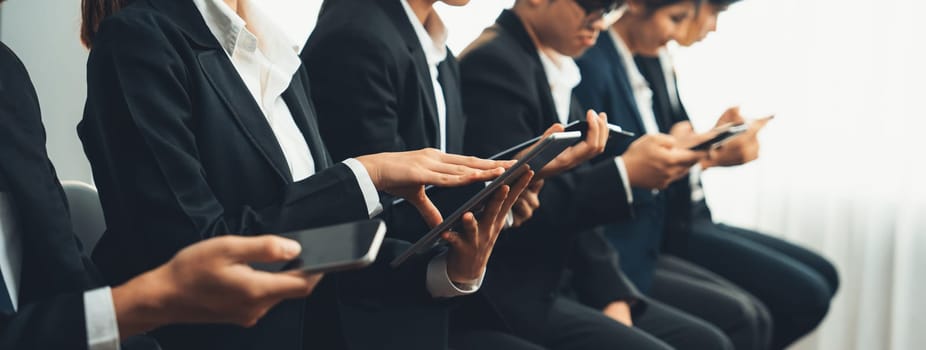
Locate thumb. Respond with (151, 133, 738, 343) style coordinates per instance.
(216, 235, 302, 264)
(408, 187, 443, 228)
(719, 106, 745, 125)
(516, 123, 566, 160)
(543, 123, 566, 138)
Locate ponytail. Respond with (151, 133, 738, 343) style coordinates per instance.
(80, 0, 131, 48)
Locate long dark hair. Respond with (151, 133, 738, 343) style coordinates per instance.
(80, 0, 132, 48)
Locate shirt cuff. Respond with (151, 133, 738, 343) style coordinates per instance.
(342, 158, 384, 218)
(426, 251, 485, 298)
(84, 287, 121, 350)
(613, 157, 634, 205)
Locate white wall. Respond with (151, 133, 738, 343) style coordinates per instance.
(1, 0, 91, 182)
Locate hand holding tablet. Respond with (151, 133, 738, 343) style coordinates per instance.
(390, 131, 583, 267)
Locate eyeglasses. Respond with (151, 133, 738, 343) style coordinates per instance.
(573, 0, 620, 26)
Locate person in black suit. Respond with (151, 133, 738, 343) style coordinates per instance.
(574, 1, 774, 349)
(0, 29, 333, 349)
(651, 1, 839, 348)
(302, 1, 622, 348)
(78, 0, 520, 349)
(459, 1, 734, 349)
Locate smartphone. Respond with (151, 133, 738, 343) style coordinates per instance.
(252, 219, 387, 273)
(689, 123, 749, 151)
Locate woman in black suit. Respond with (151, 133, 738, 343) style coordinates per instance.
(78, 0, 522, 349)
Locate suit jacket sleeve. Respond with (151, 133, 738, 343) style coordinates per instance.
(0, 44, 95, 300)
(80, 16, 371, 282)
(0, 293, 88, 350)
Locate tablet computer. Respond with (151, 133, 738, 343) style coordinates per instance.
(489, 120, 635, 161)
(252, 219, 387, 273)
(390, 131, 583, 267)
(689, 123, 749, 151)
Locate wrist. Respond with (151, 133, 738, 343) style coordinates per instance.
(354, 155, 381, 189)
(111, 267, 177, 337)
(446, 254, 486, 283)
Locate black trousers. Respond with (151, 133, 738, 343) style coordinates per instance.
(452, 297, 732, 350)
(681, 205, 838, 349)
(651, 255, 773, 350)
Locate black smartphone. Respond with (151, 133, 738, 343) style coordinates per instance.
(689, 123, 749, 151)
(252, 219, 386, 273)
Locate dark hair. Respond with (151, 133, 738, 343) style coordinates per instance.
(708, 0, 741, 5)
(575, 0, 624, 14)
(81, 0, 132, 48)
(637, 0, 704, 11)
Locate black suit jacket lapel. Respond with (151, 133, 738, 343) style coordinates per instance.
(601, 33, 647, 134)
(379, 0, 442, 149)
(497, 10, 560, 128)
(284, 72, 332, 170)
(197, 50, 293, 182)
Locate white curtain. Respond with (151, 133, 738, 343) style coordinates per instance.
(286, 0, 926, 348)
(672, 1, 926, 349)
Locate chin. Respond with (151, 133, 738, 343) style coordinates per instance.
(442, 0, 471, 6)
(567, 46, 591, 58)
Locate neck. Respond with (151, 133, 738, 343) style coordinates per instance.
(612, 18, 638, 53)
(406, 0, 437, 24)
(223, 0, 238, 13)
(512, 7, 553, 55)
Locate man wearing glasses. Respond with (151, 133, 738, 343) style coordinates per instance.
(458, 0, 733, 349)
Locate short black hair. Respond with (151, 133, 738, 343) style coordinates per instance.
(575, 0, 624, 15)
(708, 0, 742, 6)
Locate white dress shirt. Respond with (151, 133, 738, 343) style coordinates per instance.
(398, 0, 484, 295)
(537, 50, 634, 205)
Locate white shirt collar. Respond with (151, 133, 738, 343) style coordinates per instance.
(538, 50, 582, 124)
(399, 0, 448, 67)
(192, 0, 301, 76)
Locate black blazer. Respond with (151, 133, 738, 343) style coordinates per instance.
(79, 1, 444, 349)
(304, 0, 465, 159)
(574, 32, 671, 292)
(459, 10, 642, 340)
(303, 0, 478, 244)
